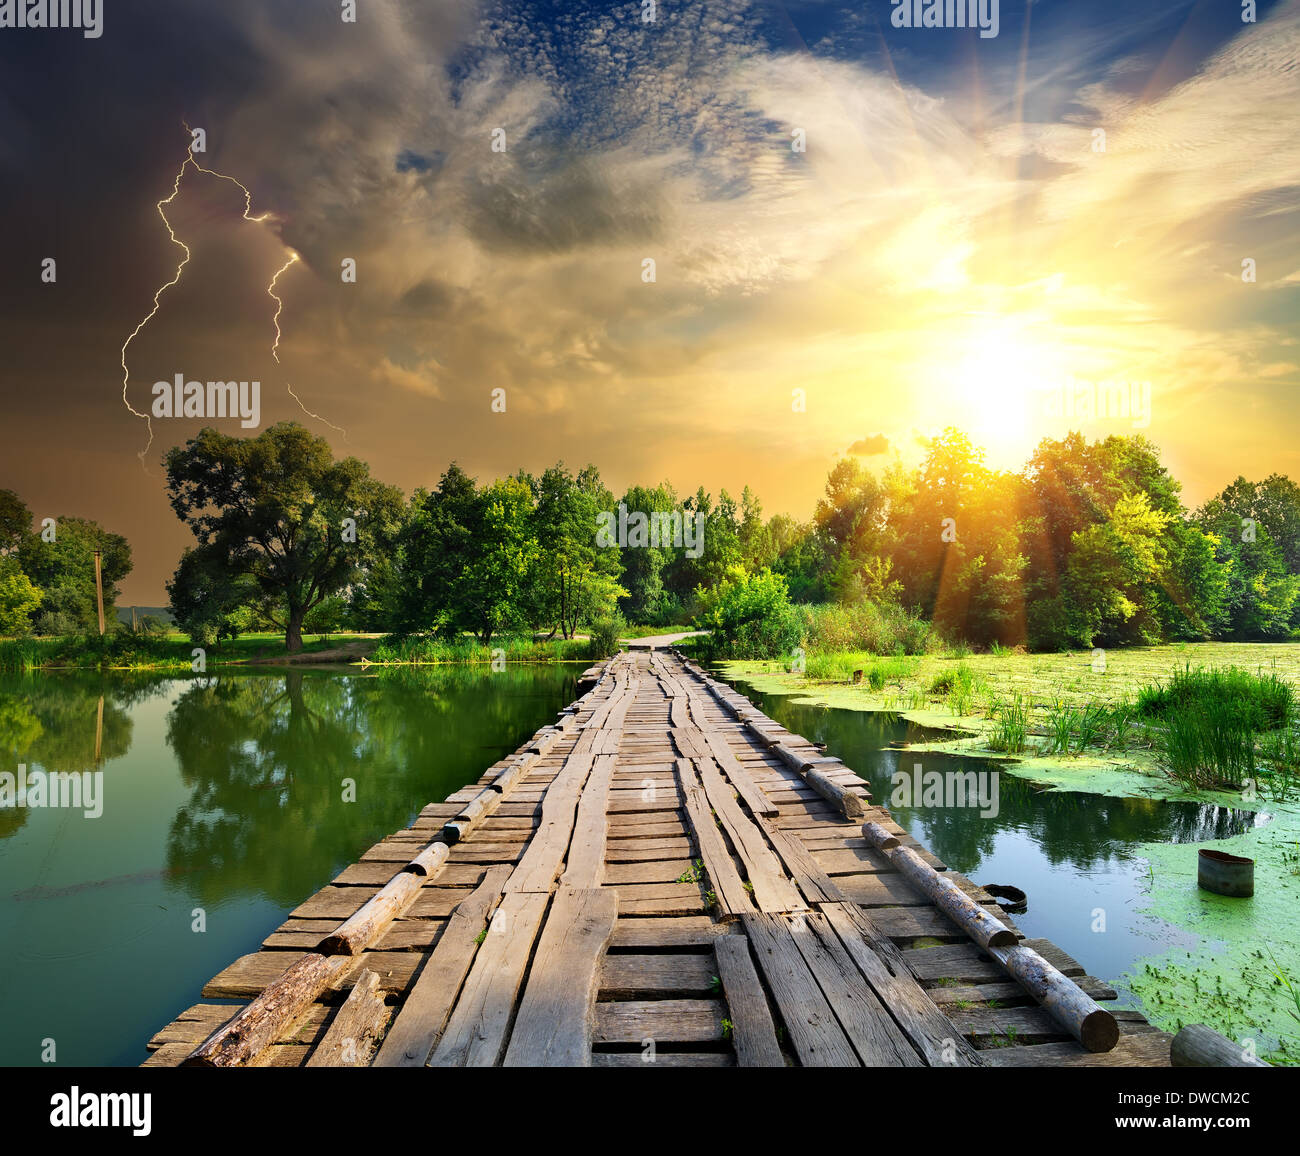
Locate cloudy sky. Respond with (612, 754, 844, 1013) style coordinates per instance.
(1, 0, 1298, 601)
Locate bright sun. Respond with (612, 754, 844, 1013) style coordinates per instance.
(925, 315, 1064, 466)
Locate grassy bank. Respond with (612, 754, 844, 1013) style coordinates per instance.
(0, 629, 605, 671)
(368, 633, 594, 664)
(0, 631, 384, 672)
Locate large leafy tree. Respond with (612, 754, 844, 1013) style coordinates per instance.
(396, 464, 483, 635)
(455, 477, 539, 643)
(165, 423, 404, 651)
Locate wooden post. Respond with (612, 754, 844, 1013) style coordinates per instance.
(93, 550, 105, 635)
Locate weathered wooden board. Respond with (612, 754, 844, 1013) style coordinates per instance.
(695, 757, 804, 913)
(742, 912, 858, 1067)
(714, 936, 784, 1067)
(371, 865, 511, 1067)
(561, 753, 616, 888)
(427, 891, 550, 1067)
(503, 887, 619, 1066)
(305, 970, 391, 1067)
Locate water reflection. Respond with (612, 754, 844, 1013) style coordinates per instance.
(0, 664, 577, 1065)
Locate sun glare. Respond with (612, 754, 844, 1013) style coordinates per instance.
(924, 315, 1064, 467)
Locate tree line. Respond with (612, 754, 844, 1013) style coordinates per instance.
(4, 421, 1300, 655)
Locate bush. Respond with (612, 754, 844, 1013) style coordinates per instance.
(32, 610, 81, 637)
(587, 613, 625, 659)
(693, 568, 801, 660)
(798, 600, 941, 657)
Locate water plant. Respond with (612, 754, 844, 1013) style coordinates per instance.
(988, 691, 1030, 754)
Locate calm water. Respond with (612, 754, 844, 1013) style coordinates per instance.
(724, 674, 1267, 1006)
(0, 665, 577, 1066)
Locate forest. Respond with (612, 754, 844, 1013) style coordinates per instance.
(3, 421, 1299, 660)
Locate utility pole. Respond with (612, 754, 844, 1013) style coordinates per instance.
(94, 549, 105, 636)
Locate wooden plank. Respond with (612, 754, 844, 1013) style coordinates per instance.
(506, 729, 598, 894)
(371, 865, 511, 1067)
(592, 1051, 733, 1067)
(427, 891, 550, 1066)
(305, 970, 391, 1067)
(819, 900, 979, 1067)
(788, 912, 924, 1066)
(677, 757, 753, 918)
(741, 912, 858, 1066)
(609, 916, 739, 949)
(695, 757, 804, 913)
(979, 1031, 1173, 1068)
(756, 815, 842, 905)
(600, 953, 717, 998)
(593, 999, 726, 1044)
(714, 937, 784, 1067)
(700, 728, 779, 818)
(561, 753, 616, 888)
(504, 887, 619, 1066)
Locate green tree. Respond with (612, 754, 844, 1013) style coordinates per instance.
(456, 477, 540, 643)
(17, 516, 132, 633)
(165, 423, 404, 652)
(0, 489, 31, 554)
(0, 557, 41, 635)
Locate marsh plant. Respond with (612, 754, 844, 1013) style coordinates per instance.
(1138, 665, 1296, 790)
(988, 691, 1030, 754)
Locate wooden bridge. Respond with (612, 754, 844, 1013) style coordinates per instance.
(145, 649, 1173, 1068)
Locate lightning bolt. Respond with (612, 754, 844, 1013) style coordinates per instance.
(121, 125, 346, 463)
(269, 252, 348, 441)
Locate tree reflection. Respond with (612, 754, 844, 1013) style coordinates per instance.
(0, 673, 141, 839)
(162, 666, 576, 908)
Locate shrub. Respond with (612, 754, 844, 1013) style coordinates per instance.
(587, 613, 625, 659)
(797, 600, 941, 657)
(693, 568, 801, 660)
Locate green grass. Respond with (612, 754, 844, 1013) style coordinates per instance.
(1135, 665, 1296, 790)
(988, 691, 1030, 754)
(368, 633, 590, 665)
(1136, 664, 1294, 731)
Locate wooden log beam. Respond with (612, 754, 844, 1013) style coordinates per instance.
(317, 843, 450, 955)
(182, 952, 357, 1067)
(988, 942, 1120, 1054)
(1171, 1024, 1269, 1067)
(861, 825, 1014, 950)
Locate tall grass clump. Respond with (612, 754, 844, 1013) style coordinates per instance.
(1136, 664, 1294, 731)
(0, 638, 55, 672)
(1158, 698, 1256, 789)
(988, 691, 1030, 754)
